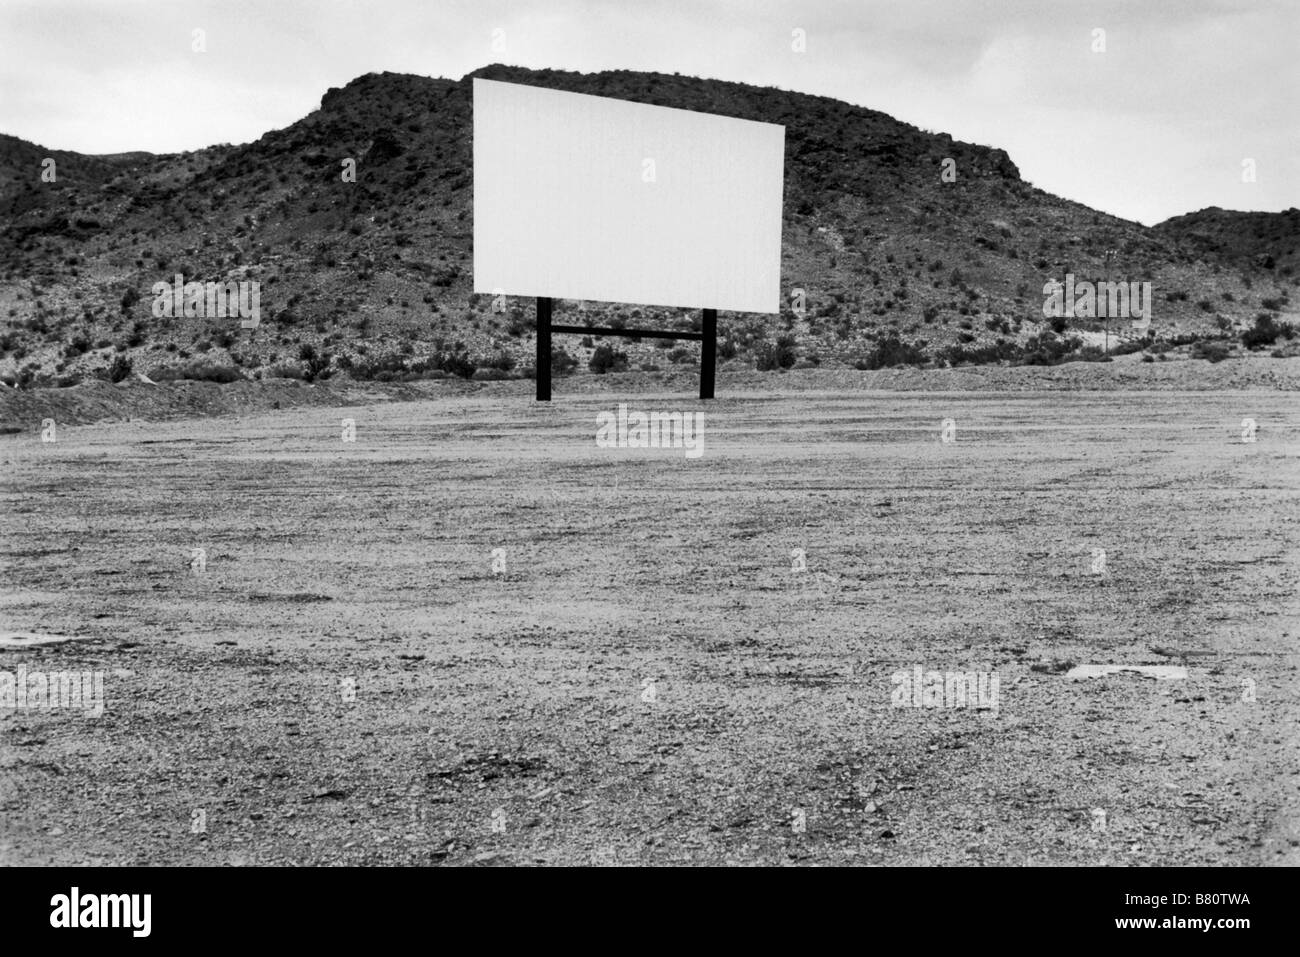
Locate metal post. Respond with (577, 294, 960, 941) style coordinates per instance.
(1103, 249, 1114, 354)
(536, 296, 552, 401)
(700, 307, 717, 400)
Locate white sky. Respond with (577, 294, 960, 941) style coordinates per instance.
(0, 0, 1295, 225)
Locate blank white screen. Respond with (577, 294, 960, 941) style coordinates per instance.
(473, 78, 784, 314)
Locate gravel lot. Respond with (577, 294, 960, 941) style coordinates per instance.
(2, 377, 1297, 865)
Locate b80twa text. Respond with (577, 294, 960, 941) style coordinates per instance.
(1125, 893, 1251, 909)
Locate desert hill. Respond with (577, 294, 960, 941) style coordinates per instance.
(1, 64, 1295, 387)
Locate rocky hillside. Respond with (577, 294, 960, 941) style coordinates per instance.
(1153, 206, 1300, 275)
(1, 64, 1296, 387)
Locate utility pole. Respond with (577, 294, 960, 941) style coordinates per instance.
(1103, 248, 1116, 354)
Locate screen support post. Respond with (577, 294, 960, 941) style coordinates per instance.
(533, 299, 718, 402)
(536, 296, 552, 401)
(700, 308, 717, 400)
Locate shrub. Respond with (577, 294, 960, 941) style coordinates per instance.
(267, 363, 307, 379)
(589, 343, 629, 374)
(1192, 341, 1231, 363)
(480, 352, 516, 372)
(298, 343, 332, 381)
(754, 334, 798, 371)
(1241, 313, 1293, 349)
(855, 334, 927, 369)
(506, 311, 532, 337)
(940, 339, 1020, 366)
(550, 348, 578, 376)
(436, 351, 477, 379)
(1018, 332, 1081, 366)
(148, 361, 244, 383)
(64, 334, 92, 358)
(108, 354, 132, 383)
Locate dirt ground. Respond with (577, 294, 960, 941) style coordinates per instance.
(2, 375, 1298, 865)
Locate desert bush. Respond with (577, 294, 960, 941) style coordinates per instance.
(298, 343, 332, 381)
(855, 333, 927, 370)
(1109, 335, 1154, 357)
(1241, 313, 1293, 349)
(589, 343, 629, 374)
(266, 363, 307, 380)
(149, 360, 245, 383)
(939, 339, 1019, 366)
(1069, 346, 1114, 363)
(754, 334, 798, 371)
(108, 355, 133, 383)
(480, 352, 516, 373)
(436, 350, 477, 379)
(550, 348, 578, 376)
(1192, 341, 1231, 363)
(506, 311, 532, 337)
(64, 334, 91, 358)
(1018, 332, 1081, 366)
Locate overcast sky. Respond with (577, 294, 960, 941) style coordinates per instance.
(0, 0, 1294, 225)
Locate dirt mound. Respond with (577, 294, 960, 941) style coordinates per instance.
(1, 359, 1297, 431)
(0, 376, 473, 429)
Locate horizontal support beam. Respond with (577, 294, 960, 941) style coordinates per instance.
(548, 324, 703, 342)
